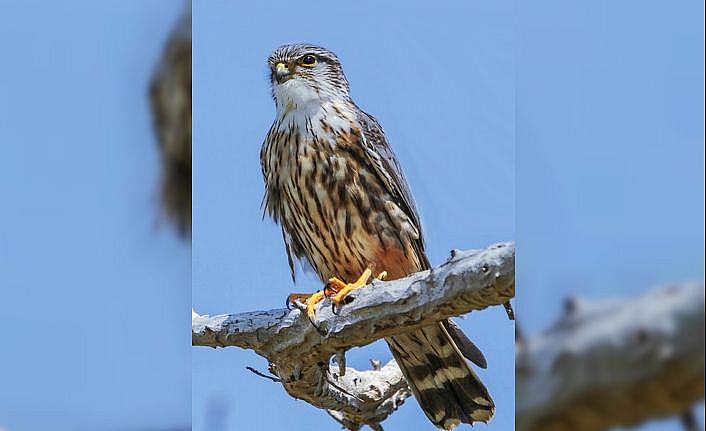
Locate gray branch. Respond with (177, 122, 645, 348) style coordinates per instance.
(193, 242, 515, 428)
(516, 282, 705, 431)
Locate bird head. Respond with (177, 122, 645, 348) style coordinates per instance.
(268, 43, 350, 110)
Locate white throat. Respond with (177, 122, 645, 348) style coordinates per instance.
(274, 83, 355, 138)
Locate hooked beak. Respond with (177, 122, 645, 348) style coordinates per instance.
(274, 62, 292, 84)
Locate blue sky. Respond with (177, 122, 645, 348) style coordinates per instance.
(192, 1, 514, 430)
(517, 0, 704, 333)
(1, 1, 701, 431)
(0, 2, 190, 430)
(516, 1, 704, 430)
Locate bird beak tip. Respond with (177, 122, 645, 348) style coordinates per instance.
(275, 63, 292, 84)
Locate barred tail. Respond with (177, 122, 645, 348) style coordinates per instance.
(386, 323, 495, 430)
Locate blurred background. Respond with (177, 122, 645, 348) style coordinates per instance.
(191, 1, 514, 430)
(516, 1, 704, 430)
(0, 1, 190, 430)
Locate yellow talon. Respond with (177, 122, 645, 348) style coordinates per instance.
(306, 290, 326, 319)
(331, 268, 373, 305)
(289, 268, 388, 323)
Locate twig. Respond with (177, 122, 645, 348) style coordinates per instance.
(503, 301, 515, 320)
(245, 366, 281, 383)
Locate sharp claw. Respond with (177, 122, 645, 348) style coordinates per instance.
(331, 292, 356, 315)
(308, 269, 382, 320)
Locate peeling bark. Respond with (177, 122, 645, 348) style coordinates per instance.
(193, 242, 515, 428)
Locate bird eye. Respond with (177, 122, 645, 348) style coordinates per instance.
(299, 55, 317, 67)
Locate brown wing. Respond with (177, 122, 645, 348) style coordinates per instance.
(358, 111, 489, 369)
(357, 110, 431, 270)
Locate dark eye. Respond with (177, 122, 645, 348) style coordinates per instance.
(300, 54, 317, 66)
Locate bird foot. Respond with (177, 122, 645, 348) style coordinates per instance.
(286, 291, 327, 320)
(286, 269, 387, 322)
(326, 269, 387, 314)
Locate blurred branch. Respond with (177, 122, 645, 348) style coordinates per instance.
(193, 242, 515, 429)
(150, 3, 191, 238)
(516, 282, 705, 431)
(680, 409, 700, 431)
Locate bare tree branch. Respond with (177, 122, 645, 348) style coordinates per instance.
(516, 282, 705, 431)
(193, 241, 515, 428)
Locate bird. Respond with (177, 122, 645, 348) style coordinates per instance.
(260, 43, 494, 429)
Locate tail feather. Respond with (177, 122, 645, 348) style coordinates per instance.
(386, 322, 494, 430)
(442, 319, 488, 369)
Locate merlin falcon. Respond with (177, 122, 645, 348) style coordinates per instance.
(260, 43, 494, 429)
